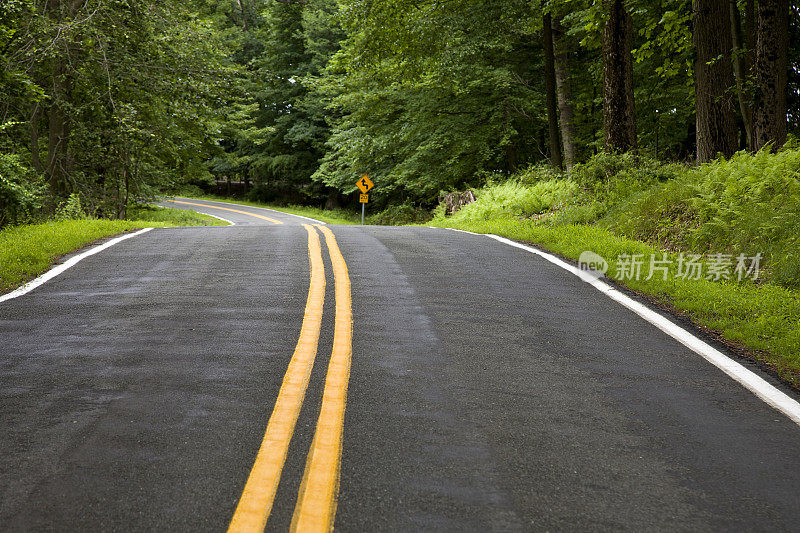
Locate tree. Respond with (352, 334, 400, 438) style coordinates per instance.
(693, 0, 738, 162)
(752, 0, 789, 151)
(1, 0, 236, 216)
(312, 0, 545, 205)
(729, 0, 753, 150)
(552, 14, 578, 169)
(602, 0, 637, 153)
(543, 12, 563, 169)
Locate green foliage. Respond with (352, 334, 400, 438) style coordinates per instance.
(0, 152, 44, 227)
(55, 193, 87, 221)
(369, 202, 432, 226)
(601, 148, 800, 288)
(690, 149, 800, 253)
(1, 0, 238, 218)
(600, 174, 698, 250)
(571, 152, 683, 193)
(312, 0, 547, 205)
(435, 179, 578, 223)
(211, 0, 343, 206)
(436, 148, 800, 291)
(542, 152, 688, 226)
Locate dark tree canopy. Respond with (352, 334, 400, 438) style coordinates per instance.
(1, 0, 798, 217)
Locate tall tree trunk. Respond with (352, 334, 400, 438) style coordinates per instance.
(745, 0, 756, 62)
(752, 0, 789, 151)
(236, 0, 249, 31)
(602, 0, 637, 153)
(693, 0, 738, 162)
(542, 12, 563, 169)
(44, 0, 81, 197)
(30, 102, 43, 173)
(553, 16, 578, 169)
(47, 59, 68, 196)
(730, 0, 754, 150)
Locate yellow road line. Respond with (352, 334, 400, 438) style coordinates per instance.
(228, 224, 325, 532)
(165, 199, 283, 224)
(291, 225, 353, 532)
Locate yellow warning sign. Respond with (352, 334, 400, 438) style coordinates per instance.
(359, 193, 369, 203)
(356, 174, 374, 193)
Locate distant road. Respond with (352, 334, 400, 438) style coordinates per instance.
(2, 197, 800, 531)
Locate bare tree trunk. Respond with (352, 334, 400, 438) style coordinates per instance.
(543, 12, 563, 169)
(553, 16, 578, 169)
(236, 0, 249, 31)
(602, 0, 637, 153)
(753, 0, 789, 151)
(730, 0, 754, 150)
(693, 0, 738, 162)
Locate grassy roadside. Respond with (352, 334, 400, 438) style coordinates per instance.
(175, 194, 361, 225)
(428, 216, 800, 388)
(0, 206, 224, 294)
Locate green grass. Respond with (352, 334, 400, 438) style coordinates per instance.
(0, 205, 226, 294)
(177, 194, 361, 225)
(428, 215, 800, 387)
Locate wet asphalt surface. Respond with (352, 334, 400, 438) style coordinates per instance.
(2, 198, 800, 531)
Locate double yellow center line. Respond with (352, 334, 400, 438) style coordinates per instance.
(228, 224, 353, 532)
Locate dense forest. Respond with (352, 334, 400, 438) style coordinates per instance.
(0, 0, 798, 222)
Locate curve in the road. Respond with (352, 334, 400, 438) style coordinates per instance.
(165, 200, 283, 224)
(485, 232, 800, 428)
(162, 197, 327, 225)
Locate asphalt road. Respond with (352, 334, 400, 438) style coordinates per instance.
(2, 197, 800, 531)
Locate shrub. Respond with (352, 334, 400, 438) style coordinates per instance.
(369, 202, 432, 225)
(0, 153, 44, 228)
(601, 176, 700, 250)
(442, 179, 579, 222)
(570, 152, 685, 201)
(600, 147, 800, 288)
(55, 193, 88, 221)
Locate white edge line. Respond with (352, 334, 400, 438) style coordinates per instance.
(437, 227, 481, 236)
(172, 197, 327, 225)
(201, 213, 236, 225)
(481, 232, 800, 427)
(0, 228, 154, 303)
